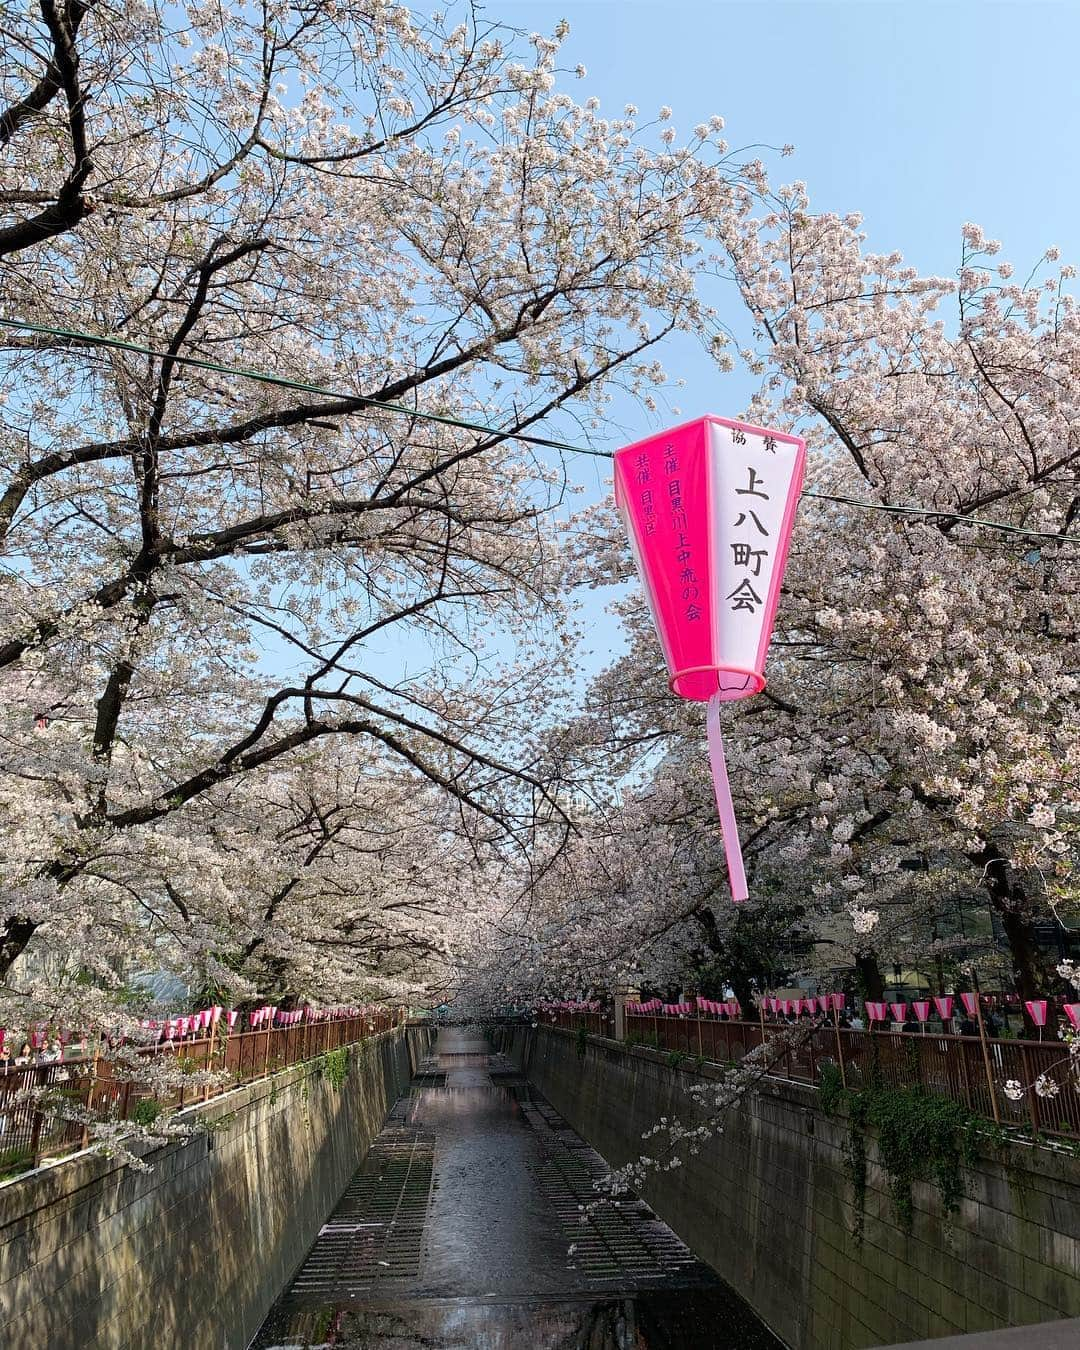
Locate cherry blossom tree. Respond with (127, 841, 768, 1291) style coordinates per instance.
(545, 195, 1078, 1006)
(0, 1, 760, 1004)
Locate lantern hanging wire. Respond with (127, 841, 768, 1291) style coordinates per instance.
(0, 317, 1075, 546)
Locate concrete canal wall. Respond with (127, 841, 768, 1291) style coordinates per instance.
(0, 1024, 434, 1350)
(506, 1024, 1080, 1350)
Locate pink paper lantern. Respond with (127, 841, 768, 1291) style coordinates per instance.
(614, 417, 806, 901)
(933, 995, 953, 1021)
(959, 992, 979, 1018)
(865, 1001, 887, 1023)
(1024, 999, 1048, 1027)
(912, 1001, 931, 1023)
(816, 996, 829, 1014)
(829, 993, 845, 1013)
(1064, 1005, 1080, 1031)
(889, 1002, 908, 1024)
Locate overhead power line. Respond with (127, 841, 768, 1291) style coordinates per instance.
(0, 316, 1076, 545)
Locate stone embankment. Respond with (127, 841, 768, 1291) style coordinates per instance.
(503, 1023, 1080, 1349)
(0, 1024, 434, 1349)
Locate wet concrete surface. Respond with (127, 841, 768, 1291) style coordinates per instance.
(252, 1030, 782, 1349)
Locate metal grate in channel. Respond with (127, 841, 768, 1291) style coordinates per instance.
(289, 1127, 435, 1296)
(521, 1099, 697, 1286)
(409, 1071, 447, 1088)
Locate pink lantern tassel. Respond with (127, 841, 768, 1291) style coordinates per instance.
(707, 692, 748, 902)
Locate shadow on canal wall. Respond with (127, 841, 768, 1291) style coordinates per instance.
(502, 1024, 1080, 1350)
(0, 1023, 436, 1350)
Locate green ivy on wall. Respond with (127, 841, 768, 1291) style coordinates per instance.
(320, 1047, 350, 1091)
(818, 1060, 986, 1239)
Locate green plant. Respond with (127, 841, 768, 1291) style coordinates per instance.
(820, 1071, 983, 1238)
(575, 1025, 589, 1060)
(818, 1060, 845, 1116)
(0, 1144, 34, 1180)
(321, 1047, 349, 1090)
(667, 1049, 687, 1069)
(132, 1097, 163, 1127)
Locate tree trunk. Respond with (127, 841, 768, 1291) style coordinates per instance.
(0, 917, 37, 978)
(855, 951, 884, 1002)
(731, 973, 755, 1014)
(970, 840, 1046, 1014)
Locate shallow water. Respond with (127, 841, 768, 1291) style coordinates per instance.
(252, 1030, 781, 1350)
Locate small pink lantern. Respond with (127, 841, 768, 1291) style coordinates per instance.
(912, 1001, 931, 1029)
(1064, 1005, 1080, 1032)
(1025, 999, 1048, 1040)
(959, 992, 979, 1019)
(865, 1001, 887, 1024)
(829, 993, 845, 1013)
(614, 417, 806, 901)
(933, 995, 954, 1023)
(889, 1002, 908, 1026)
(1024, 999, 1048, 1026)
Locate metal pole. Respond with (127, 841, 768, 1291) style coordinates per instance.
(81, 1030, 102, 1151)
(1020, 1044, 1040, 1136)
(203, 1019, 215, 1103)
(975, 998, 1001, 1124)
(833, 1005, 847, 1089)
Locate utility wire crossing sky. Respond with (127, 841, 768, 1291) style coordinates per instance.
(2, 318, 1073, 547)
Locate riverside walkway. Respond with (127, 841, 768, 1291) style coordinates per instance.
(252, 1027, 780, 1349)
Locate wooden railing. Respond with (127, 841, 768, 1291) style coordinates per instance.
(561, 1012, 1080, 1140)
(0, 1008, 403, 1177)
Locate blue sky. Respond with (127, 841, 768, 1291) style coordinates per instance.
(504, 0, 1079, 430)
(294, 2, 1080, 690)
(480, 1, 1080, 681)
